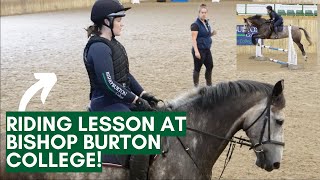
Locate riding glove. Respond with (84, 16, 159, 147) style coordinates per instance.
(135, 98, 154, 111)
(141, 93, 160, 107)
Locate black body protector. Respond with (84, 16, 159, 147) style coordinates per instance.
(83, 36, 130, 99)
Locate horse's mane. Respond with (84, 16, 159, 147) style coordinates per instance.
(248, 14, 268, 23)
(168, 80, 274, 109)
(251, 14, 263, 19)
(199, 80, 273, 105)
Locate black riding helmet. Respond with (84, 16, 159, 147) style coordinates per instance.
(91, 0, 131, 37)
(266, 5, 273, 11)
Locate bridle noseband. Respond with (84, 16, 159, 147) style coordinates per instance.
(243, 99, 285, 153)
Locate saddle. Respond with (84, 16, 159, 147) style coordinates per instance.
(268, 22, 284, 32)
(102, 154, 130, 168)
(102, 136, 170, 168)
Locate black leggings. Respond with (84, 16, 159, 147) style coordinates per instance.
(192, 48, 213, 73)
(274, 19, 283, 27)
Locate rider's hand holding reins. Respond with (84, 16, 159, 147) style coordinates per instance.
(134, 97, 154, 111)
(141, 92, 160, 107)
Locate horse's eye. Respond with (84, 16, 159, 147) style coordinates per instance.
(276, 119, 284, 126)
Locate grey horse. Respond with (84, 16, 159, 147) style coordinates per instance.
(1, 80, 286, 179)
(243, 15, 312, 61)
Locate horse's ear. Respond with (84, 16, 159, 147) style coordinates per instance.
(272, 80, 284, 97)
(271, 80, 285, 108)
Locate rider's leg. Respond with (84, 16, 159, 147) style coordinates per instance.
(129, 155, 150, 180)
(128, 105, 150, 180)
(274, 25, 278, 38)
(100, 103, 150, 180)
(273, 19, 282, 38)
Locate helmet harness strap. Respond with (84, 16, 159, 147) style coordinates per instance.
(102, 17, 115, 38)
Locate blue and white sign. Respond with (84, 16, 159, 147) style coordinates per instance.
(236, 25, 258, 45)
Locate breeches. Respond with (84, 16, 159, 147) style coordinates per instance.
(192, 48, 213, 73)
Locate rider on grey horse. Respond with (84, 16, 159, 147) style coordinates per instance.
(266, 5, 283, 39)
(84, 0, 160, 179)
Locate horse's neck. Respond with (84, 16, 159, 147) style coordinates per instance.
(256, 23, 266, 30)
(155, 92, 265, 179)
(181, 102, 247, 176)
(254, 19, 268, 30)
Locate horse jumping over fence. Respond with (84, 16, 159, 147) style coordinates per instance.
(255, 25, 298, 68)
(244, 15, 312, 61)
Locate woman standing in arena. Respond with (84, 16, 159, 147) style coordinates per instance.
(191, 4, 217, 87)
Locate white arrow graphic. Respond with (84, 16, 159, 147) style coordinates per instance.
(19, 73, 57, 111)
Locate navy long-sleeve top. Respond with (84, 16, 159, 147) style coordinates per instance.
(269, 11, 282, 22)
(86, 42, 144, 106)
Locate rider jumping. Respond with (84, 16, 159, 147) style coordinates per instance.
(266, 5, 283, 39)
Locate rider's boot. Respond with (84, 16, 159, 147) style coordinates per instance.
(129, 155, 150, 180)
(274, 26, 279, 39)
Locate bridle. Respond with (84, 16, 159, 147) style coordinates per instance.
(243, 19, 252, 34)
(172, 97, 285, 179)
(243, 99, 285, 152)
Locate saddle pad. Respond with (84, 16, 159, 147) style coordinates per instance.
(102, 154, 159, 168)
(102, 154, 130, 168)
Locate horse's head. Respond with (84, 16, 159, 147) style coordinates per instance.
(243, 18, 251, 34)
(242, 80, 285, 172)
